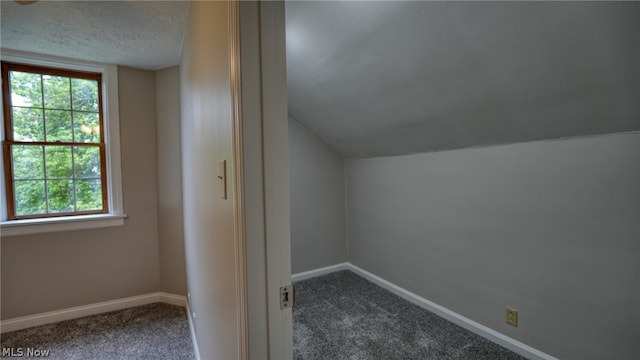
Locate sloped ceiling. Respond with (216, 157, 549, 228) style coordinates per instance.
(1, 0, 189, 70)
(285, 1, 640, 158)
(2, 1, 638, 158)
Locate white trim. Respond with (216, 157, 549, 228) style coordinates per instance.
(291, 262, 350, 282)
(1, 50, 115, 74)
(291, 262, 558, 360)
(229, 3, 248, 357)
(258, 3, 293, 359)
(157, 292, 188, 307)
(0, 292, 187, 334)
(0, 214, 126, 237)
(186, 302, 201, 360)
(102, 63, 124, 219)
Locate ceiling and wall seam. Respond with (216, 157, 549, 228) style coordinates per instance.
(288, 114, 346, 158)
(347, 130, 640, 161)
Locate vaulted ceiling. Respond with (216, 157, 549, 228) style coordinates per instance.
(2, 1, 638, 158)
(285, 1, 639, 158)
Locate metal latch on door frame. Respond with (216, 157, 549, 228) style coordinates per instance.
(280, 284, 294, 309)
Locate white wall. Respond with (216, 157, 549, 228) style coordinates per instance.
(345, 132, 640, 360)
(180, 2, 242, 359)
(155, 66, 187, 296)
(1, 66, 161, 319)
(289, 117, 347, 273)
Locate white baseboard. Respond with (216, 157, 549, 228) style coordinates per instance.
(291, 262, 350, 282)
(292, 262, 557, 360)
(157, 292, 188, 307)
(186, 302, 201, 360)
(1, 292, 187, 334)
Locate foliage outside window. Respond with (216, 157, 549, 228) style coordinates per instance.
(2, 62, 108, 219)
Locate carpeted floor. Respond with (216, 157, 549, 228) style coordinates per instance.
(293, 270, 528, 360)
(2, 274, 529, 359)
(1, 303, 194, 360)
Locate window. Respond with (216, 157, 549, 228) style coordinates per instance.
(0, 51, 124, 236)
(2, 62, 107, 219)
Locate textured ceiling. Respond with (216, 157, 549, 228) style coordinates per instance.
(286, 2, 640, 158)
(2, 1, 638, 158)
(1, 0, 189, 70)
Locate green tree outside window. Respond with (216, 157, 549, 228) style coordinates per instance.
(2, 62, 108, 219)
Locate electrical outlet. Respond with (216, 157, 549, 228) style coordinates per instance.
(506, 307, 518, 327)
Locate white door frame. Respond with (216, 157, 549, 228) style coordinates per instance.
(239, 1, 292, 359)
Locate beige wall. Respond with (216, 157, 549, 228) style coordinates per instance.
(155, 66, 187, 296)
(180, 2, 242, 359)
(1, 66, 161, 319)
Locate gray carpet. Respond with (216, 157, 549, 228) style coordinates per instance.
(293, 270, 528, 360)
(1, 303, 194, 360)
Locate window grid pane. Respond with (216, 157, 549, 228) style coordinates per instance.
(12, 107, 44, 141)
(10, 71, 43, 108)
(12, 145, 44, 180)
(14, 180, 46, 216)
(43, 75, 71, 110)
(3, 62, 107, 219)
(10, 144, 104, 216)
(45, 110, 73, 142)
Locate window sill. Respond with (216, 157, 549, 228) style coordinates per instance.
(0, 214, 127, 237)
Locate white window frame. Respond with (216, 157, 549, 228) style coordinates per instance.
(0, 50, 125, 236)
